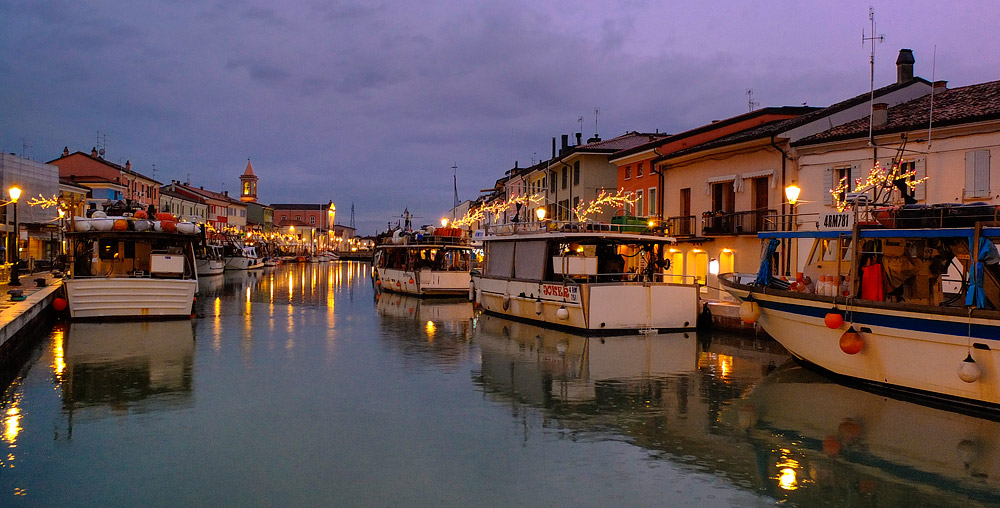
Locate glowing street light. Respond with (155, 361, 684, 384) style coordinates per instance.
(8, 186, 21, 286)
(784, 182, 801, 205)
(535, 207, 546, 221)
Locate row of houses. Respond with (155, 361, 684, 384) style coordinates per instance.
(452, 49, 1000, 296)
(0, 149, 354, 269)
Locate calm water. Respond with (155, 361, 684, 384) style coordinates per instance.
(2, 262, 999, 507)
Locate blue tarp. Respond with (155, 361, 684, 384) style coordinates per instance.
(755, 238, 780, 287)
(966, 237, 995, 309)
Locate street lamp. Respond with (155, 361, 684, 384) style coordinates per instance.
(536, 207, 546, 221)
(784, 182, 801, 205)
(8, 186, 21, 286)
(783, 182, 801, 276)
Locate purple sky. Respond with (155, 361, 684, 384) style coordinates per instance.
(2, 0, 997, 234)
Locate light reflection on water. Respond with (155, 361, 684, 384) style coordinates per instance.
(0, 261, 998, 507)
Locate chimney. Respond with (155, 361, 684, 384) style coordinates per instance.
(933, 80, 948, 91)
(91, 147, 98, 157)
(872, 103, 888, 127)
(561, 134, 569, 153)
(575, 132, 582, 145)
(125, 160, 131, 170)
(63, 147, 69, 157)
(552, 137, 557, 158)
(896, 49, 915, 83)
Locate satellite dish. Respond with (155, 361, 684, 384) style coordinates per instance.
(99, 148, 105, 156)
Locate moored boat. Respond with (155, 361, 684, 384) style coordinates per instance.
(471, 227, 700, 333)
(372, 227, 473, 296)
(721, 205, 1000, 411)
(196, 243, 225, 276)
(224, 242, 264, 270)
(65, 214, 200, 319)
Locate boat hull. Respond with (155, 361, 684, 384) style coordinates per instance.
(65, 278, 198, 319)
(225, 256, 264, 270)
(196, 258, 225, 276)
(721, 276, 1000, 408)
(473, 276, 700, 333)
(375, 267, 470, 296)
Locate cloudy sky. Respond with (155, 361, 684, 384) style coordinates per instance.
(2, 0, 997, 233)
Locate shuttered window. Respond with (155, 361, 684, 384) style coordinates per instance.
(965, 150, 991, 199)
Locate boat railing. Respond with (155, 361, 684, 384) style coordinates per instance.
(554, 272, 699, 286)
(481, 220, 668, 236)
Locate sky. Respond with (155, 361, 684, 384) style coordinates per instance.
(2, 0, 998, 234)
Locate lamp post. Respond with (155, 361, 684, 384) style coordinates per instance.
(784, 182, 801, 277)
(8, 186, 21, 286)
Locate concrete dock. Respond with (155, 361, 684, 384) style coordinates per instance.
(0, 273, 62, 369)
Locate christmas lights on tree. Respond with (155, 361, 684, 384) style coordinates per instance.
(572, 189, 637, 222)
(831, 160, 928, 212)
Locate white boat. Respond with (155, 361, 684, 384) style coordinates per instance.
(372, 228, 472, 296)
(720, 205, 1000, 411)
(224, 243, 264, 270)
(65, 220, 199, 319)
(196, 243, 225, 276)
(472, 229, 700, 333)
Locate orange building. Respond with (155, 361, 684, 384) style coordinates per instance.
(49, 147, 161, 209)
(610, 107, 815, 226)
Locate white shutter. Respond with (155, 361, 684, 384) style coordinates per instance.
(914, 158, 926, 201)
(823, 167, 833, 206)
(966, 151, 977, 198)
(977, 150, 991, 198)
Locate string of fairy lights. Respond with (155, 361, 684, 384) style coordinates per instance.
(830, 160, 928, 212)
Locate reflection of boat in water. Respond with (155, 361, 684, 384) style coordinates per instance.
(724, 363, 1000, 506)
(474, 314, 698, 403)
(375, 292, 474, 322)
(60, 321, 196, 414)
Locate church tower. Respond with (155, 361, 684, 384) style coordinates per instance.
(240, 158, 258, 203)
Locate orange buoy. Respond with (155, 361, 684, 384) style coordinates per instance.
(52, 297, 67, 312)
(161, 220, 178, 232)
(134, 210, 148, 219)
(739, 300, 760, 324)
(155, 212, 176, 222)
(822, 436, 841, 456)
(839, 326, 863, 355)
(824, 311, 844, 329)
(113, 219, 128, 231)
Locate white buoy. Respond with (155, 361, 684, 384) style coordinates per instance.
(534, 299, 543, 315)
(556, 306, 569, 320)
(959, 354, 981, 383)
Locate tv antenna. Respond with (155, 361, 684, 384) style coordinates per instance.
(20, 138, 31, 159)
(350, 203, 356, 229)
(746, 89, 759, 112)
(577, 116, 584, 135)
(96, 130, 109, 157)
(452, 163, 459, 209)
(863, 6, 885, 145)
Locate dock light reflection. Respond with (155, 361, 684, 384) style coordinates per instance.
(3, 398, 21, 444)
(51, 327, 66, 379)
(776, 449, 801, 491)
(426, 320, 436, 340)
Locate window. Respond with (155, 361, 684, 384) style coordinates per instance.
(310, 216, 316, 225)
(625, 166, 631, 180)
(637, 163, 644, 178)
(282, 215, 287, 221)
(636, 190, 644, 216)
(573, 162, 580, 186)
(835, 165, 852, 204)
(648, 187, 657, 216)
(550, 172, 556, 193)
(562, 167, 567, 189)
(296, 215, 302, 221)
(712, 182, 735, 213)
(965, 150, 991, 199)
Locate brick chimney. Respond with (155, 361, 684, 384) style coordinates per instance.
(91, 147, 98, 157)
(896, 49, 915, 83)
(63, 147, 69, 157)
(872, 103, 888, 127)
(125, 160, 131, 171)
(933, 80, 948, 91)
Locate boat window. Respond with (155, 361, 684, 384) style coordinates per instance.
(513, 241, 547, 280)
(485, 241, 515, 278)
(98, 239, 118, 260)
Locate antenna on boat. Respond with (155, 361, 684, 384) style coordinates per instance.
(863, 6, 885, 146)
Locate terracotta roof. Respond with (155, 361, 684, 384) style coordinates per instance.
(794, 80, 1000, 145)
(48, 150, 162, 184)
(243, 159, 255, 176)
(663, 78, 932, 160)
(571, 131, 668, 153)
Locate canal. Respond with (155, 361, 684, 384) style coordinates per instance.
(2, 262, 998, 507)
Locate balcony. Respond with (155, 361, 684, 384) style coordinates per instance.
(665, 215, 696, 237)
(701, 209, 778, 236)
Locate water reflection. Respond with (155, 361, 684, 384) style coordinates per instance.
(375, 292, 475, 367)
(60, 321, 196, 418)
(725, 363, 1000, 506)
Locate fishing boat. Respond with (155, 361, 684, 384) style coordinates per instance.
(195, 243, 225, 276)
(223, 241, 264, 270)
(65, 213, 200, 319)
(720, 204, 1000, 411)
(471, 228, 700, 333)
(372, 227, 473, 296)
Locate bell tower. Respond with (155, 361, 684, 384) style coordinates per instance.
(240, 158, 258, 203)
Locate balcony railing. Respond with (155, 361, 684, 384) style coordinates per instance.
(665, 215, 696, 237)
(701, 209, 778, 236)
